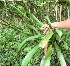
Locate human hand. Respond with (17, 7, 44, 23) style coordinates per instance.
(40, 24, 50, 34)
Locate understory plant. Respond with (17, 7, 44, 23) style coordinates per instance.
(0, 2, 69, 66)
(9, 4, 68, 66)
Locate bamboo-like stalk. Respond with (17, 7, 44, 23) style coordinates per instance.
(55, 4, 58, 21)
(67, 7, 69, 18)
(59, 4, 62, 21)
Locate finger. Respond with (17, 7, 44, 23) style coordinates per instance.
(46, 30, 50, 34)
(40, 26, 47, 30)
(40, 25, 48, 30)
(43, 28, 48, 34)
(46, 28, 50, 34)
(43, 27, 50, 34)
(40, 24, 48, 29)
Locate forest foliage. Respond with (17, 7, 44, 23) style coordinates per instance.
(0, 0, 70, 66)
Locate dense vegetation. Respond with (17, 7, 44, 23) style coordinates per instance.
(0, 1, 70, 66)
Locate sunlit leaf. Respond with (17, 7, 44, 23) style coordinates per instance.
(39, 30, 53, 48)
(40, 56, 45, 66)
(43, 45, 52, 66)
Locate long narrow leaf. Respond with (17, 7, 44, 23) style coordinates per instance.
(40, 56, 46, 66)
(54, 44, 67, 66)
(10, 4, 30, 22)
(28, 13, 44, 26)
(39, 30, 53, 48)
(43, 45, 52, 66)
(21, 45, 39, 66)
(18, 35, 42, 51)
(10, 4, 44, 27)
(28, 25, 41, 35)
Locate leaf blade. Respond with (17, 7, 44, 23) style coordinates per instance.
(21, 45, 39, 66)
(39, 30, 53, 48)
(54, 44, 67, 66)
(18, 35, 42, 51)
(43, 45, 52, 66)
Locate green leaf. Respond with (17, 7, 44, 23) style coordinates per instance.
(28, 13, 44, 26)
(44, 16, 51, 24)
(24, 46, 33, 52)
(63, 41, 69, 49)
(39, 30, 53, 48)
(43, 45, 52, 66)
(54, 44, 67, 66)
(18, 35, 42, 51)
(10, 4, 44, 27)
(56, 29, 62, 38)
(40, 56, 46, 66)
(44, 16, 53, 29)
(10, 4, 30, 22)
(21, 45, 39, 66)
(28, 25, 41, 35)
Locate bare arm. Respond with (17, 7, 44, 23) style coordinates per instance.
(51, 18, 70, 29)
(40, 18, 70, 34)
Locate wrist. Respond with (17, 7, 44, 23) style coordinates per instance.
(50, 23, 55, 28)
(50, 22, 59, 28)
